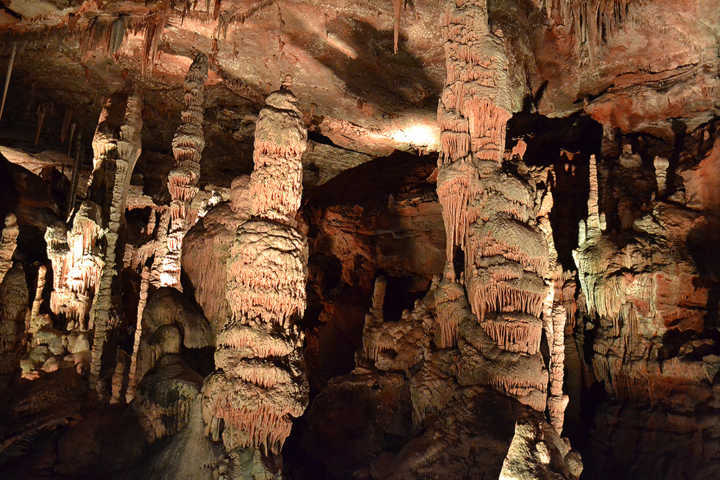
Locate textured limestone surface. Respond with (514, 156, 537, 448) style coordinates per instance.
(0, 0, 719, 479)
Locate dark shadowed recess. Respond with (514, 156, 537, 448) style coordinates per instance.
(508, 112, 602, 269)
(305, 149, 437, 208)
(300, 151, 438, 391)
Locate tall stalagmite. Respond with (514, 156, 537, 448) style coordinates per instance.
(201, 84, 309, 456)
(164, 53, 209, 289)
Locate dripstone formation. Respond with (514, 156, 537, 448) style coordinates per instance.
(43, 90, 143, 390)
(201, 85, 310, 456)
(0, 0, 718, 479)
(163, 53, 209, 290)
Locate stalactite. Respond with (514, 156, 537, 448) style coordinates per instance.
(141, 13, 168, 75)
(126, 265, 150, 404)
(108, 16, 126, 55)
(436, 165, 471, 265)
(481, 315, 543, 354)
(393, 0, 402, 54)
(0, 42, 15, 122)
(34, 103, 51, 146)
(66, 132, 82, 218)
(543, 0, 635, 49)
(202, 84, 309, 455)
(60, 108, 72, 144)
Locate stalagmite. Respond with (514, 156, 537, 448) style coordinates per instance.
(149, 209, 172, 286)
(0, 213, 18, 285)
(585, 154, 603, 237)
(110, 349, 129, 404)
(126, 265, 150, 404)
(0, 43, 16, 122)
(201, 83, 309, 456)
(66, 131, 82, 217)
(434, 275, 465, 348)
(164, 53, 209, 289)
(28, 265, 47, 336)
(653, 156, 669, 197)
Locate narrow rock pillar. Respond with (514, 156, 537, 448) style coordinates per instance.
(164, 53, 209, 289)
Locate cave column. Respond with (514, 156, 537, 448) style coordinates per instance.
(201, 81, 309, 457)
(85, 90, 143, 391)
(164, 53, 208, 289)
(436, 0, 554, 411)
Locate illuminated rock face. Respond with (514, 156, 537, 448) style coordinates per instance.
(0, 213, 18, 285)
(0, 264, 28, 387)
(165, 53, 209, 290)
(573, 147, 712, 407)
(201, 87, 309, 455)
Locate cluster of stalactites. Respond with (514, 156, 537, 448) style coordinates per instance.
(45, 201, 105, 327)
(542, 0, 635, 49)
(169, 52, 209, 222)
(463, 175, 550, 323)
(248, 88, 308, 223)
(436, 0, 512, 267)
(202, 86, 309, 455)
(437, 0, 511, 167)
(202, 360, 307, 454)
(481, 313, 543, 355)
(226, 221, 308, 327)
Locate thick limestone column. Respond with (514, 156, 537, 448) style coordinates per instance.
(201, 85, 309, 456)
(164, 53, 209, 289)
(435, 0, 551, 410)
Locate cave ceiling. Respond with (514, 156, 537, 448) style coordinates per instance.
(0, 0, 717, 188)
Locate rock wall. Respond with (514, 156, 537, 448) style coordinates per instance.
(572, 122, 720, 479)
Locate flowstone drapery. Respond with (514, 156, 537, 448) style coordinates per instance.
(201, 86, 309, 456)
